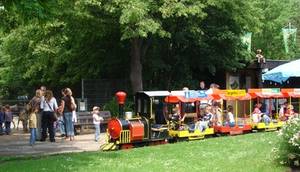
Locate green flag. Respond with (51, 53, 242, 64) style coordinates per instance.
(282, 28, 297, 53)
(241, 32, 252, 52)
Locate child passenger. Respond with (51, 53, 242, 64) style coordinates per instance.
(92, 106, 103, 142)
(226, 105, 235, 127)
(195, 105, 213, 132)
(29, 107, 38, 146)
(212, 102, 222, 126)
(252, 103, 262, 124)
(285, 105, 298, 119)
(279, 102, 288, 121)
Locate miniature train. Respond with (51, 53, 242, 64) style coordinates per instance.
(100, 88, 300, 151)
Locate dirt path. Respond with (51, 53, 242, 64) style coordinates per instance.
(0, 129, 105, 156)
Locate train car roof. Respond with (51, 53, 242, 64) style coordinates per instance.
(138, 91, 170, 97)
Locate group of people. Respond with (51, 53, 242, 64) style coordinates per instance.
(1, 85, 105, 146)
(12, 86, 77, 146)
(251, 101, 299, 125)
(170, 101, 236, 132)
(27, 86, 77, 145)
(169, 88, 300, 132)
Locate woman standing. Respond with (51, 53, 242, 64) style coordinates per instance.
(40, 90, 58, 142)
(61, 88, 76, 141)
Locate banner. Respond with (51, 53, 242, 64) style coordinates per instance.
(225, 90, 246, 97)
(282, 27, 297, 53)
(241, 32, 252, 52)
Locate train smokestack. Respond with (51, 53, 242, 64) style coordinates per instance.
(115, 91, 127, 118)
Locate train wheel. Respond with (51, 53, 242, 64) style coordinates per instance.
(121, 144, 133, 150)
(168, 137, 177, 143)
(177, 137, 188, 142)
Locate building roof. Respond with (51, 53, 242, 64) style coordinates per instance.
(247, 59, 290, 70)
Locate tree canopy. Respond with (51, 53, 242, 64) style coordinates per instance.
(0, 0, 299, 98)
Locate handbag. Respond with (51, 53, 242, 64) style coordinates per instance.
(46, 101, 58, 121)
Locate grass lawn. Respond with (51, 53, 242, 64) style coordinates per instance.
(0, 132, 287, 172)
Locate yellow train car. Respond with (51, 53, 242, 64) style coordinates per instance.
(165, 91, 215, 141)
(248, 88, 285, 131)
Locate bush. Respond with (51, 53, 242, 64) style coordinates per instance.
(275, 117, 300, 167)
(103, 97, 133, 117)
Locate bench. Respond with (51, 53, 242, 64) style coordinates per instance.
(74, 111, 111, 134)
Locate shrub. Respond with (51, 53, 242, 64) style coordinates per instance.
(103, 97, 133, 117)
(275, 117, 300, 167)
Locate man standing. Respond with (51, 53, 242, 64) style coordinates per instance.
(197, 81, 207, 90)
(37, 86, 46, 140)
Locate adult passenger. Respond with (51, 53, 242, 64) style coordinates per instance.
(40, 90, 58, 142)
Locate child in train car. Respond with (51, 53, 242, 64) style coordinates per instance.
(285, 105, 298, 120)
(195, 105, 213, 132)
(252, 103, 263, 124)
(170, 106, 186, 130)
(92, 106, 103, 142)
(279, 102, 288, 121)
(170, 106, 181, 121)
(212, 102, 222, 126)
(225, 105, 235, 127)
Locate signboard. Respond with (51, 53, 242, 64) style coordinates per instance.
(225, 90, 246, 97)
(261, 88, 280, 95)
(184, 90, 207, 98)
(294, 89, 300, 94)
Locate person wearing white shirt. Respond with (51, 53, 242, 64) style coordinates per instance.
(40, 90, 58, 142)
(92, 106, 103, 142)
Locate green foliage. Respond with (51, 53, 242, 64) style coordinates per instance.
(0, 0, 299, 97)
(103, 97, 133, 117)
(252, 0, 300, 59)
(275, 117, 300, 167)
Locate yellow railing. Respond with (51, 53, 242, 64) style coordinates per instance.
(119, 130, 131, 144)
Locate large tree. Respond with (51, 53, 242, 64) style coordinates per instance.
(0, 0, 300, 98)
(96, 0, 207, 93)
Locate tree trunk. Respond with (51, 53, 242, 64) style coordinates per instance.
(130, 38, 143, 94)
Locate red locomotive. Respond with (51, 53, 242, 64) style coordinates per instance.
(102, 91, 170, 150)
